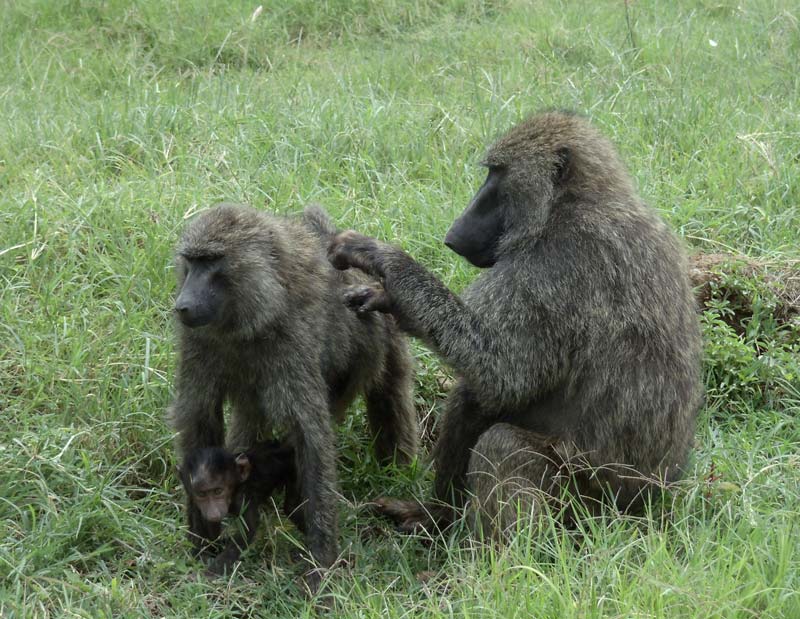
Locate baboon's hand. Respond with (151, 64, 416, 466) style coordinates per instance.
(343, 283, 392, 314)
(328, 230, 383, 277)
(204, 548, 239, 577)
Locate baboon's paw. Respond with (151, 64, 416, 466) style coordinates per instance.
(343, 283, 390, 314)
(328, 230, 381, 275)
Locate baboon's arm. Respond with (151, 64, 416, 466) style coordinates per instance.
(168, 358, 225, 455)
(168, 356, 225, 552)
(329, 231, 569, 409)
(206, 497, 261, 575)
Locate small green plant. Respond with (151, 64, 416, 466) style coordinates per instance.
(701, 267, 800, 410)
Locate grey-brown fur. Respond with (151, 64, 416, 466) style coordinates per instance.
(168, 203, 417, 580)
(328, 111, 703, 534)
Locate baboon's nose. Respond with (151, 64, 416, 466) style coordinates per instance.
(443, 230, 456, 252)
(174, 302, 195, 325)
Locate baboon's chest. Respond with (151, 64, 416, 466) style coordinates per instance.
(210, 339, 283, 386)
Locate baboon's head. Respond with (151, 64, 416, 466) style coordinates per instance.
(174, 203, 289, 338)
(178, 447, 251, 523)
(445, 111, 634, 267)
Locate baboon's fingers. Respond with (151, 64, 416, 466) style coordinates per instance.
(204, 540, 245, 577)
(188, 525, 222, 558)
(204, 555, 235, 578)
(343, 285, 375, 312)
(343, 283, 391, 314)
(328, 230, 382, 276)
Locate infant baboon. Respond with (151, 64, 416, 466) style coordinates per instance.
(168, 203, 417, 588)
(329, 111, 703, 535)
(178, 441, 295, 574)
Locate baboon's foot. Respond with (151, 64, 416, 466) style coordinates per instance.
(372, 497, 454, 533)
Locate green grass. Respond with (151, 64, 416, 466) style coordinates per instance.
(1, 0, 799, 616)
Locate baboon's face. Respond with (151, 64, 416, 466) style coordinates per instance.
(444, 166, 506, 268)
(174, 254, 228, 328)
(179, 449, 251, 523)
(190, 469, 236, 522)
(174, 203, 289, 338)
(447, 114, 582, 268)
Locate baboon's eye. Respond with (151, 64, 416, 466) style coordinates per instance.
(179, 252, 223, 264)
(481, 160, 505, 174)
(212, 487, 224, 496)
(194, 254, 222, 264)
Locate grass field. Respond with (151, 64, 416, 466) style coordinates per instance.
(1, 1, 799, 617)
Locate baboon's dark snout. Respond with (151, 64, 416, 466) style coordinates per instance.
(443, 229, 458, 253)
(175, 301, 205, 327)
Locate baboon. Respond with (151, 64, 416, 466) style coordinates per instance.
(168, 203, 417, 587)
(178, 441, 296, 573)
(328, 111, 703, 535)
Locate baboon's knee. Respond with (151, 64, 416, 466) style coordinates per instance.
(467, 424, 559, 537)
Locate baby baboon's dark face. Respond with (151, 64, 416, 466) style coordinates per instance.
(179, 448, 248, 523)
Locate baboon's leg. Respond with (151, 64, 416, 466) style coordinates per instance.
(283, 477, 306, 532)
(432, 384, 495, 507)
(293, 413, 339, 593)
(374, 384, 492, 530)
(467, 423, 564, 537)
(364, 334, 418, 465)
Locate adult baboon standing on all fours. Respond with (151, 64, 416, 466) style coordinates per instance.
(329, 111, 703, 534)
(167, 203, 417, 586)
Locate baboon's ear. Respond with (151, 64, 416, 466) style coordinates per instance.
(554, 146, 571, 184)
(235, 454, 252, 482)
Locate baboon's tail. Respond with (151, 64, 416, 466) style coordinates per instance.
(302, 203, 338, 240)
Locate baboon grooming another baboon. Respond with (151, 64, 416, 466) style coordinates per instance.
(329, 111, 703, 535)
(168, 203, 417, 587)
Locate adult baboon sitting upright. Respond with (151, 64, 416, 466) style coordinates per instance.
(328, 111, 703, 534)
